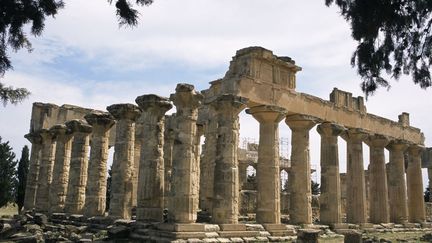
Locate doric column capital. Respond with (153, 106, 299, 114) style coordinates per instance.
(84, 112, 116, 129)
(316, 122, 344, 137)
(49, 124, 73, 141)
(210, 94, 248, 117)
(365, 134, 390, 148)
(246, 105, 287, 123)
(285, 114, 318, 131)
(107, 103, 141, 121)
(135, 94, 172, 118)
(24, 131, 42, 144)
(386, 139, 410, 151)
(65, 119, 92, 134)
(408, 144, 425, 156)
(340, 128, 368, 142)
(170, 83, 203, 110)
(39, 129, 55, 141)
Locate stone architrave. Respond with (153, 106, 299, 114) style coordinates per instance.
(35, 129, 56, 212)
(211, 94, 247, 224)
(83, 112, 115, 217)
(366, 134, 390, 223)
(107, 103, 141, 219)
(49, 124, 73, 213)
(23, 132, 42, 210)
(64, 119, 92, 214)
(247, 105, 286, 224)
(285, 114, 317, 225)
(316, 122, 344, 225)
(169, 84, 203, 223)
(199, 106, 218, 212)
(407, 145, 426, 223)
(387, 140, 409, 223)
(341, 128, 368, 224)
(163, 115, 175, 208)
(135, 94, 172, 222)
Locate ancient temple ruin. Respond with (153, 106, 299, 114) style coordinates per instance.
(23, 47, 431, 241)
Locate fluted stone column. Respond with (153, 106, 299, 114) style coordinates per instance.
(194, 124, 204, 214)
(407, 145, 426, 223)
(49, 125, 73, 213)
(169, 84, 203, 223)
(199, 107, 218, 212)
(342, 128, 368, 224)
(64, 120, 92, 214)
(107, 103, 141, 219)
(285, 114, 317, 225)
(366, 134, 390, 223)
(132, 118, 144, 209)
(84, 112, 115, 217)
(247, 105, 286, 224)
(35, 129, 56, 212)
(135, 94, 172, 221)
(387, 140, 409, 223)
(211, 94, 247, 224)
(317, 122, 344, 225)
(164, 115, 175, 208)
(23, 132, 42, 210)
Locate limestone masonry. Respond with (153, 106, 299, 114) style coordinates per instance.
(22, 47, 432, 241)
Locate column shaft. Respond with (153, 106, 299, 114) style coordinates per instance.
(169, 84, 202, 223)
(23, 132, 42, 210)
(286, 115, 316, 225)
(367, 135, 390, 223)
(108, 103, 140, 219)
(407, 145, 426, 222)
(49, 125, 73, 213)
(317, 123, 343, 224)
(84, 113, 115, 216)
(343, 129, 367, 224)
(387, 141, 408, 223)
(64, 120, 92, 214)
(135, 95, 172, 222)
(211, 95, 247, 224)
(35, 130, 56, 212)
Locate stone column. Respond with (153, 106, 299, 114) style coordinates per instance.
(64, 120, 92, 214)
(83, 112, 115, 217)
(316, 122, 344, 225)
(169, 84, 203, 223)
(49, 125, 73, 213)
(35, 129, 56, 212)
(387, 140, 409, 223)
(366, 134, 390, 223)
(135, 94, 172, 221)
(285, 114, 317, 225)
(211, 94, 247, 224)
(194, 124, 204, 214)
(164, 115, 175, 208)
(407, 145, 426, 223)
(132, 117, 144, 209)
(341, 128, 368, 224)
(23, 132, 42, 210)
(429, 168, 432, 202)
(107, 103, 141, 219)
(199, 107, 218, 212)
(247, 105, 286, 224)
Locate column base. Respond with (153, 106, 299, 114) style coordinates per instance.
(263, 224, 296, 236)
(156, 223, 205, 232)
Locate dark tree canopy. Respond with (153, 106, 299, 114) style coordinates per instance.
(326, 0, 432, 96)
(0, 136, 17, 208)
(0, 0, 153, 105)
(16, 145, 29, 213)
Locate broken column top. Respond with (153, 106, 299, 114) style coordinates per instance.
(170, 83, 203, 109)
(84, 112, 115, 127)
(65, 119, 92, 133)
(135, 94, 172, 112)
(107, 103, 141, 121)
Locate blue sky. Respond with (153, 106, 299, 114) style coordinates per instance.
(1, 0, 431, 186)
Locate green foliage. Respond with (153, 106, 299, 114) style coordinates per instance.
(311, 180, 320, 195)
(0, 136, 17, 208)
(0, 82, 30, 106)
(326, 0, 432, 96)
(16, 145, 29, 213)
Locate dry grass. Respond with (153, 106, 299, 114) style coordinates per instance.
(0, 204, 18, 217)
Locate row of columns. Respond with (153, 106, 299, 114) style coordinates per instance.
(23, 90, 426, 227)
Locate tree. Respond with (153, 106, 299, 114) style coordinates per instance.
(311, 180, 320, 195)
(106, 165, 112, 212)
(0, 136, 17, 208)
(0, 0, 154, 105)
(16, 145, 29, 213)
(326, 0, 432, 96)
